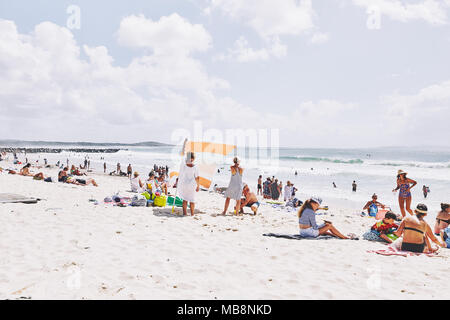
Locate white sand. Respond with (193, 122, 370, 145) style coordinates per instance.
(0, 159, 449, 300)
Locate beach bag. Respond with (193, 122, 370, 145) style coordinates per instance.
(167, 196, 183, 207)
(131, 195, 147, 207)
(141, 191, 155, 201)
(44, 177, 52, 182)
(375, 209, 389, 220)
(153, 195, 167, 207)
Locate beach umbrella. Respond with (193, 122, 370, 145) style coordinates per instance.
(170, 139, 236, 213)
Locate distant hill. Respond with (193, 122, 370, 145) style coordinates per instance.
(0, 140, 173, 147)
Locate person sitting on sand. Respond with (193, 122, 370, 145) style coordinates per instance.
(363, 212, 398, 243)
(440, 225, 449, 249)
(434, 203, 450, 235)
(157, 175, 168, 195)
(70, 165, 85, 176)
(130, 172, 144, 193)
(146, 172, 161, 194)
(298, 197, 356, 239)
(240, 185, 260, 215)
(363, 194, 386, 217)
(394, 204, 445, 253)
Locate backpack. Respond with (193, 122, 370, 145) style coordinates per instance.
(131, 195, 147, 207)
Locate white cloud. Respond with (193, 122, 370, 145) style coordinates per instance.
(214, 36, 287, 62)
(208, 0, 316, 38)
(117, 13, 212, 55)
(381, 80, 450, 142)
(309, 32, 330, 45)
(352, 0, 449, 25)
(207, 0, 320, 62)
(0, 17, 260, 142)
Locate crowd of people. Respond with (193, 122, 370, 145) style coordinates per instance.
(2, 151, 448, 255)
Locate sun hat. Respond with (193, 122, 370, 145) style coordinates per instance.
(415, 203, 428, 215)
(310, 196, 323, 205)
(397, 169, 407, 175)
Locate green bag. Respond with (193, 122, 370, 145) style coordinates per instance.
(167, 196, 183, 207)
(141, 191, 155, 201)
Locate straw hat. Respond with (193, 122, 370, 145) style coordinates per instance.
(397, 169, 407, 176)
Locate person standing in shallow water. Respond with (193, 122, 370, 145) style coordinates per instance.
(221, 157, 243, 215)
(352, 181, 357, 192)
(392, 170, 417, 218)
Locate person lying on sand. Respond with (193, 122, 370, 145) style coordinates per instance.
(19, 163, 34, 176)
(58, 167, 69, 182)
(298, 197, 357, 239)
(363, 194, 386, 216)
(239, 185, 260, 215)
(363, 212, 398, 243)
(394, 204, 445, 253)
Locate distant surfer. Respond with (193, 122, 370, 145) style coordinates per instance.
(352, 181, 357, 192)
(333, 182, 337, 188)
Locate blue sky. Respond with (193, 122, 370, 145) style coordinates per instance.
(1, 0, 449, 147)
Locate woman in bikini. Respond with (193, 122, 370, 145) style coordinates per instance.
(434, 203, 450, 235)
(392, 170, 416, 218)
(395, 204, 445, 253)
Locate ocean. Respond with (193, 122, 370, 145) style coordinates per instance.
(5, 143, 450, 219)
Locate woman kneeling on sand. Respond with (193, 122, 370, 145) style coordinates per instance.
(298, 197, 356, 239)
(394, 204, 445, 253)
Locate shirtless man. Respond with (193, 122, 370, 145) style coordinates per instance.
(257, 175, 262, 195)
(240, 185, 260, 215)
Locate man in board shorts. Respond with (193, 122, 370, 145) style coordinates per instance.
(240, 185, 260, 215)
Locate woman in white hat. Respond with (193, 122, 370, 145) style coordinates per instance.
(392, 170, 417, 218)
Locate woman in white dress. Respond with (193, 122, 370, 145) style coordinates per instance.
(221, 157, 244, 215)
(177, 152, 200, 216)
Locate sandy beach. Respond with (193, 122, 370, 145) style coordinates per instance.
(0, 158, 449, 300)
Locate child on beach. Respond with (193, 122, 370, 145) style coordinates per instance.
(363, 212, 398, 243)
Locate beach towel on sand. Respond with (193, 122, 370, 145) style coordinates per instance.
(263, 233, 334, 240)
(367, 246, 438, 257)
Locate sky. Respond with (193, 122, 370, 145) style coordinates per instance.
(0, 0, 450, 148)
